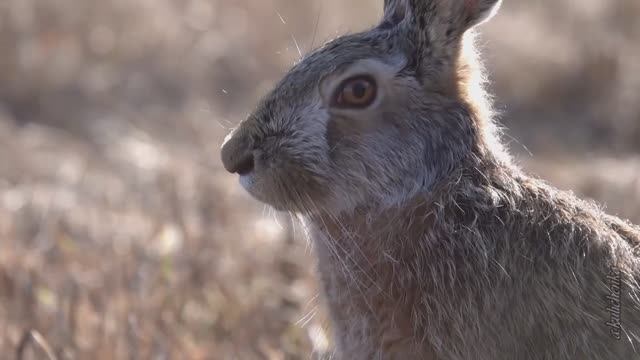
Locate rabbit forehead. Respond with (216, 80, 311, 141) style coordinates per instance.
(258, 31, 405, 116)
(283, 33, 398, 89)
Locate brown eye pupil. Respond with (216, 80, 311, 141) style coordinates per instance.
(352, 82, 367, 98)
(332, 75, 377, 108)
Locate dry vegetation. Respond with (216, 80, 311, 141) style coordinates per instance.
(0, 0, 638, 359)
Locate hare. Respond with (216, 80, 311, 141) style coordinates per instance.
(220, 0, 640, 358)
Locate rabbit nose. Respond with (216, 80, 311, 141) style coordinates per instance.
(221, 134, 255, 175)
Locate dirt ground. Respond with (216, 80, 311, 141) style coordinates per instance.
(0, 0, 638, 359)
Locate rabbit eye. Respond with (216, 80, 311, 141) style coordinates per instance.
(332, 76, 377, 108)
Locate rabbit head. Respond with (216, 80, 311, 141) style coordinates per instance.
(221, 0, 503, 214)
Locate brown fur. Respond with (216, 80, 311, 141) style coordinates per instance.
(221, 0, 640, 358)
(309, 154, 640, 359)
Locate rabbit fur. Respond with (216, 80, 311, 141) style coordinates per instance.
(220, 0, 640, 358)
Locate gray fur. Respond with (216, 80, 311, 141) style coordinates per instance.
(221, 0, 640, 358)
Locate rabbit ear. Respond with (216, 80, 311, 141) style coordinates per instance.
(379, 0, 501, 85)
(381, 0, 502, 35)
(381, 0, 410, 28)
(461, 0, 503, 28)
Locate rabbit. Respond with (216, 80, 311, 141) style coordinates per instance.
(220, 0, 640, 359)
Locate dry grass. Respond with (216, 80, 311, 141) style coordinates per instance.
(0, 0, 638, 359)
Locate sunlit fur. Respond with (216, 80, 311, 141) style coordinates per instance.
(221, 0, 640, 358)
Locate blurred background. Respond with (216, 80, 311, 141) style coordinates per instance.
(0, 0, 638, 359)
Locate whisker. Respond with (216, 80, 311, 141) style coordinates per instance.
(309, 2, 323, 53)
(298, 192, 379, 314)
(275, 9, 287, 24)
(291, 34, 303, 59)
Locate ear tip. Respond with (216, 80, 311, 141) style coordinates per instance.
(380, 0, 502, 32)
(486, 0, 504, 13)
(469, 0, 503, 26)
(468, 0, 503, 11)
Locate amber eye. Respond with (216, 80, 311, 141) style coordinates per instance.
(332, 75, 377, 108)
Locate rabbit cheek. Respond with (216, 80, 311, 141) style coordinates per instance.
(325, 117, 351, 153)
(325, 114, 380, 154)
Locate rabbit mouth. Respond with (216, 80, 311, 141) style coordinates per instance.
(238, 169, 297, 212)
(238, 173, 256, 194)
(237, 162, 330, 213)
(222, 126, 332, 212)
(238, 172, 283, 209)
